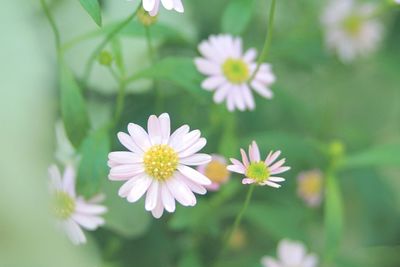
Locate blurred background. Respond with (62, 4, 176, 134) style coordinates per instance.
(1, 0, 399, 266)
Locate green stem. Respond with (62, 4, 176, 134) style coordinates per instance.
(114, 79, 127, 126)
(83, 4, 141, 84)
(40, 0, 61, 56)
(249, 0, 277, 82)
(144, 26, 162, 112)
(215, 184, 256, 266)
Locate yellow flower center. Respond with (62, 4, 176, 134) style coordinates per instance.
(222, 58, 250, 84)
(204, 160, 229, 184)
(245, 162, 270, 183)
(144, 145, 178, 181)
(54, 191, 76, 220)
(343, 14, 363, 36)
(299, 174, 323, 196)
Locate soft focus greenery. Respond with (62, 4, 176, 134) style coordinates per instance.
(1, 0, 399, 267)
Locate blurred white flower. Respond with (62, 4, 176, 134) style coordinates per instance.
(297, 169, 324, 207)
(227, 141, 290, 188)
(261, 239, 318, 267)
(197, 154, 230, 191)
(129, 0, 184, 16)
(321, 0, 383, 63)
(54, 120, 77, 166)
(108, 113, 212, 218)
(195, 34, 276, 112)
(49, 164, 107, 245)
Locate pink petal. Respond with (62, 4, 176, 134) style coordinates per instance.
(147, 115, 162, 145)
(242, 178, 255, 184)
(158, 113, 171, 144)
(180, 153, 212, 166)
(240, 148, 249, 167)
(265, 150, 281, 165)
(161, 183, 175, 212)
(128, 123, 151, 151)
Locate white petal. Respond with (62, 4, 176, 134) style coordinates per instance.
(165, 176, 196, 206)
(117, 132, 144, 155)
(108, 151, 143, 165)
(169, 125, 190, 149)
(194, 58, 221, 75)
(243, 48, 257, 63)
(173, 0, 184, 12)
(268, 177, 285, 182)
(303, 254, 319, 267)
(270, 166, 291, 175)
(176, 173, 207, 195)
(227, 164, 245, 174)
(147, 115, 162, 145)
(158, 113, 171, 144)
(202, 75, 225, 91)
(109, 164, 145, 180)
(62, 165, 76, 197)
(174, 130, 201, 152)
(72, 214, 104, 230)
(178, 138, 207, 158)
(265, 150, 281, 165)
(278, 240, 306, 265)
(64, 219, 86, 245)
(75, 201, 107, 215)
(241, 84, 255, 110)
(151, 197, 164, 218)
(213, 83, 231, 103)
(251, 80, 273, 99)
(128, 123, 151, 151)
(179, 153, 211, 166)
(127, 175, 153, 203)
(49, 164, 62, 190)
(178, 165, 211, 185)
(143, 0, 156, 11)
(242, 178, 255, 184)
(161, 183, 175, 212)
(161, 0, 173, 10)
(260, 256, 281, 267)
(148, 0, 160, 16)
(145, 180, 159, 211)
(118, 176, 141, 198)
(261, 181, 281, 188)
(249, 141, 261, 162)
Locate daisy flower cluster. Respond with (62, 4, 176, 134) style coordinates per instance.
(321, 0, 383, 63)
(195, 34, 276, 111)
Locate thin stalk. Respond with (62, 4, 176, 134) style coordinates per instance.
(249, 0, 277, 82)
(40, 0, 61, 56)
(214, 184, 256, 266)
(114, 79, 127, 126)
(83, 4, 141, 84)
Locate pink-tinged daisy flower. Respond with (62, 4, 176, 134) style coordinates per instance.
(297, 169, 324, 207)
(108, 113, 212, 218)
(227, 141, 290, 188)
(129, 0, 184, 16)
(49, 164, 107, 245)
(197, 154, 230, 191)
(261, 239, 318, 267)
(194, 34, 276, 112)
(321, 0, 383, 63)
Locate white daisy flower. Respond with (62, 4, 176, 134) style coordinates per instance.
(194, 34, 276, 112)
(49, 164, 107, 245)
(261, 239, 318, 267)
(321, 0, 383, 63)
(108, 113, 212, 219)
(129, 0, 184, 16)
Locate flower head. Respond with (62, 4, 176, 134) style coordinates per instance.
(297, 169, 324, 207)
(197, 154, 230, 191)
(108, 113, 212, 218)
(321, 0, 383, 63)
(130, 0, 184, 16)
(261, 239, 318, 267)
(49, 164, 107, 245)
(227, 141, 290, 188)
(195, 34, 276, 111)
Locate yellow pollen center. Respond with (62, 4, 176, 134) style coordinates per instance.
(205, 160, 229, 184)
(54, 191, 76, 220)
(343, 14, 363, 36)
(222, 58, 250, 84)
(299, 174, 323, 196)
(144, 145, 178, 181)
(245, 162, 270, 183)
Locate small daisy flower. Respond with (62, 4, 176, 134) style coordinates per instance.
(297, 169, 324, 208)
(108, 113, 212, 218)
(197, 154, 230, 191)
(227, 141, 290, 188)
(261, 239, 318, 267)
(49, 164, 107, 245)
(321, 0, 383, 63)
(195, 34, 276, 112)
(129, 0, 184, 16)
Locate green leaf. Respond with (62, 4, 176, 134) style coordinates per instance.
(79, 0, 102, 26)
(221, 0, 256, 35)
(77, 127, 110, 198)
(324, 174, 343, 262)
(342, 143, 400, 169)
(103, 182, 151, 238)
(127, 57, 209, 100)
(60, 64, 90, 148)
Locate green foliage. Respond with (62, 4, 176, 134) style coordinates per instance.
(221, 0, 256, 35)
(77, 127, 110, 198)
(79, 0, 102, 26)
(343, 143, 400, 169)
(60, 64, 90, 148)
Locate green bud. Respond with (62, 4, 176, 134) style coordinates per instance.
(98, 51, 113, 66)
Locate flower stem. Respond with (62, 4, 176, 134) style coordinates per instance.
(249, 0, 277, 82)
(114, 79, 127, 126)
(144, 26, 162, 112)
(40, 0, 61, 57)
(83, 4, 141, 85)
(215, 183, 256, 266)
